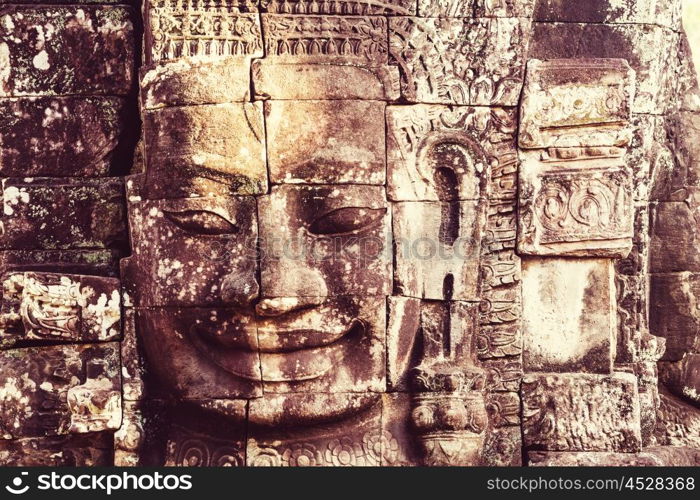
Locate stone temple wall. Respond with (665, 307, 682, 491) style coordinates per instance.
(0, 0, 698, 466)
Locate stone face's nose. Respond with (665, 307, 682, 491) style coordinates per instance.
(261, 265, 329, 300)
(220, 272, 260, 308)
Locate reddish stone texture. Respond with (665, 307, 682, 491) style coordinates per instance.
(0, 0, 698, 468)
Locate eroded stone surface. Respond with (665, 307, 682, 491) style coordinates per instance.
(533, 0, 681, 30)
(392, 201, 484, 300)
(528, 450, 665, 467)
(261, 0, 416, 15)
(0, 0, 693, 469)
(519, 59, 635, 149)
(247, 398, 383, 466)
(521, 373, 642, 452)
(145, 3, 262, 63)
(140, 57, 253, 108)
(259, 296, 387, 395)
(386, 104, 516, 201)
(0, 272, 121, 347)
(0, 97, 127, 177)
(650, 273, 700, 361)
(418, 0, 535, 17)
(142, 102, 267, 199)
(253, 60, 400, 100)
(0, 343, 121, 438)
(258, 185, 391, 297)
(1, 178, 126, 250)
(123, 194, 258, 307)
(529, 23, 678, 115)
(0, 433, 112, 466)
(521, 258, 615, 374)
(518, 149, 633, 257)
(134, 307, 263, 399)
(263, 15, 388, 64)
(0, 6, 134, 96)
(649, 199, 700, 273)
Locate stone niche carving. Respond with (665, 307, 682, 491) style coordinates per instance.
(1, 0, 700, 468)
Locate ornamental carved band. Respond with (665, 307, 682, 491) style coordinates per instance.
(0, 0, 699, 468)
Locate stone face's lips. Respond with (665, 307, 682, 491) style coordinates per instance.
(256, 318, 361, 352)
(187, 311, 364, 382)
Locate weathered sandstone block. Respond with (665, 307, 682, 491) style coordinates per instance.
(258, 296, 387, 395)
(258, 185, 391, 297)
(265, 100, 386, 185)
(521, 372, 642, 452)
(0, 178, 126, 250)
(519, 59, 635, 149)
(0, 97, 126, 177)
(418, 0, 535, 18)
(529, 23, 678, 115)
(145, 3, 262, 63)
(518, 150, 633, 257)
(533, 0, 681, 30)
(521, 258, 615, 374)
(392, 201, 484, 300)
(528, 450, 665, 467)
(260, 0, 416, 15)
(0, 6, 134, 96)
(140, 58, 253, 108)
(0, 343, 121, 438)
(650, 199, 700, 273)
(386, 104, 516, 201)
(0, 434, 112, 467)
(123, 194, 259, 307)
(0, 272, 121, 346)
(0, 249, 121, 278)
(263, 15, 388, 64)
(247, 399, 383, 466)
(659, 354, 700, 407)
(134, 307, 263, 399)
(386, 296, 420, 391)
(252, 61, 400, 100)
(650, 273, 700, 361)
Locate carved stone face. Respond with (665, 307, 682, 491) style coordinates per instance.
(124, 183, 391, 404)
(126, 55, 399, 420)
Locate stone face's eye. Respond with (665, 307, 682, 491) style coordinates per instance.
(308, 207, 386, 236)
(163, 210, 238, 235)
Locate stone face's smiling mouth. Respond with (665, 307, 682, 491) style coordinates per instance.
(186, 310, 366, 382)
